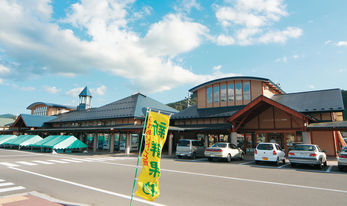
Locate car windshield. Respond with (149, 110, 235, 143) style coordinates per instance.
(212, 143, 227, 148)
(294, 145, 316, 151)
(341, 147, 347, 152)
(257, 144, 273, 150)
(178, 140, 190, 147)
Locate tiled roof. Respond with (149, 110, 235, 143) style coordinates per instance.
(48, 93, 178, 123)
(172, 104, 244, 119)
(271, 88, 344, 113)
(0, 118, 14, 127)
(79, 86, 92, 96)
(20, 114, 56, 127)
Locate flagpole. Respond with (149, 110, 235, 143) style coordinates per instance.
(130, 107, 150, 206)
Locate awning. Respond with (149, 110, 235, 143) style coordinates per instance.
(30, 135, 87, 150)
(0, 135, 17, 145)
(5, 135, 43, 147)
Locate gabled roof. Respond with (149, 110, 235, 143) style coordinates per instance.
(48, 93, 178, 123)
(271, 88, 344, 113)
(79, 86, 92, 97)
(27, 102, 75, 110)
(189, 76, 285, 94)
(0, 118, 14, 127)
(13, 114, 56, 128)
(172, 104, 244, 119)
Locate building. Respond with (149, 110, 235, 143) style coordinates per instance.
(172, 76, 346, 156)
(27, 102, 75, 116)
(0, 117, 14, 131)
(10, 114, 56, 135)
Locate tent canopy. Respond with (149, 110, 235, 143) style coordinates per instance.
(5, 135, 43, 147)
(0, 135, 17, 145)
(30, 135, 87, 150)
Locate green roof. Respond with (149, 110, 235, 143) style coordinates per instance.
(30, 135, 87, 150)
(5, 135, 42, 147)
(66, 140, 87, 149)
(41, 136, 71, 148)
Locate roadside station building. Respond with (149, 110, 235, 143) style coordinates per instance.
(171, 76, 346, 156)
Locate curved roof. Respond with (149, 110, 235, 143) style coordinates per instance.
(27, 102, 74, 110)
(189, 76, 285, 94)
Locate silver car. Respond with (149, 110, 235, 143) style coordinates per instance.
(288, 144, 327, 168)
(176, 139, 205, 159)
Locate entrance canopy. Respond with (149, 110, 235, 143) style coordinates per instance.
(228, 95, 313, 132)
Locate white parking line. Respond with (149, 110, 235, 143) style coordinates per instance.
(0, 179, 4, 182)
(0, 162, 19, 167)
(326, 166, 333, 173)
(0, 182, 15, 187)
(101, 162, 347, 194)
(10, 167, 165, 206)
(0, 186, 26, 193)
(16, 161, 38, 166)
(33, 160, 54, 165)
(48, 160, 69, 164)
(240, 161, 254, 165)
(61, 159, 82, 163)
(278, 163, 290, 169)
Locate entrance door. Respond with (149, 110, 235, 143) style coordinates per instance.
(268, 133, 284, 149)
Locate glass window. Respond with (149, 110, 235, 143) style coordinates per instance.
(212, 143, 227, 148)
(220, 84, 226, 102)
(243, 81, 250, 101)
(228, 83, 234, 102)
(178, 140, 190, 147)
(235, 82, 242, 101)
(213, 85, 219, 103)
(256, 143, 274, 150)
(207, 87, 212, 104)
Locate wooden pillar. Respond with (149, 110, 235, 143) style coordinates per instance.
(284, 133, 288, 156)
(93, 134, 98, 153)
(243, 134, 247, 154)
(110, 134, 115, 153)
(168, 133, 173, 157)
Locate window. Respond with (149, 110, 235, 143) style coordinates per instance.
(228, 83, 234, 102)
(243, 81, 250, 101)
(207, 87, 212, 104)
(235, 82, 242, 101)
(220, 84, 226, 102)
(213, 85, 219, 103)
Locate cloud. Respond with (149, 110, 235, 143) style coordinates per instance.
(216, 35, 235, 45)
(20, 86, 35, 91)
(0, 64, 10, 74)
(275, 54, 300, 63)
(90, 85, 107, 95)
(213, 65, 222, 71)
(44, 86, 60, 94)
(66, 87, 84, 97)
(174, 0, 201, 14)
(336, 41, 347, 47)
(214, 0, 301, 45)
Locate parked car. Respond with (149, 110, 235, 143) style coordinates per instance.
(176, 139, 205, 159)
(254, 143, 285, 165)
(205, 142, 244, 162)
(338, 146, 347, 171)
(288, 144, 327, 169)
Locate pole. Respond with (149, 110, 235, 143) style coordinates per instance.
(130, 108, 150, 206)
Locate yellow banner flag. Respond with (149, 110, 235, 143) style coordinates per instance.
(136, 111, 170, 201)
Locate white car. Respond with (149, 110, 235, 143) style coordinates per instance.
(338, 146, 347, 171)
(254, 143, 285, 165)
(205, 142, 244, 162)
(288, 144, 327, 169)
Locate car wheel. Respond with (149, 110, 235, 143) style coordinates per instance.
(275, 157, 280, 166)
(317, 159, 323, 169)
(227, 154, 232, 162)
(255, 160, 259, 164)
(177, 156, 181, 159)
(192, 152, 196, 159)
(323, 160, 327, 167)
(338, 165, 344, 171)
(291, 163, 296, 168)
(282, 158, 286, 164)
(239, 153, 244, 160)
(208, 157, 213, 162)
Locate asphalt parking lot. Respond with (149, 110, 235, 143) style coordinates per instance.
(1, 149, 346, 206)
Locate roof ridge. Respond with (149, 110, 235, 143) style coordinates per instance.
(273, 88, 341, 96)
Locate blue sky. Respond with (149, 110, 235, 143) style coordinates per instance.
(0, 0, 347, 115)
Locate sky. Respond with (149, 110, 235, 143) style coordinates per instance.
(0, 0, 347, 116)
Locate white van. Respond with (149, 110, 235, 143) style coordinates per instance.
(176, 139, 205, 159)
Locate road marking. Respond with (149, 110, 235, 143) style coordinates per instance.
(9, 167, 165, 206)
(0, 186, 26, 193)
(326, 166, 333, 173)
(61, 159, 82, 163)
(0, 182, 14, 187)
(0, 155, 42, 158)
(102, 162, 347, 194)
(0, 149, 42, 156)
(33, 160, 54, 165)
(48, 160, 68, 164)
(240, 161, 254, 165)
(70, 158, 94, 162)
(0, 162, 19, 167)
(16, 161, 38, 166)
(278, 163, 290, 168)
